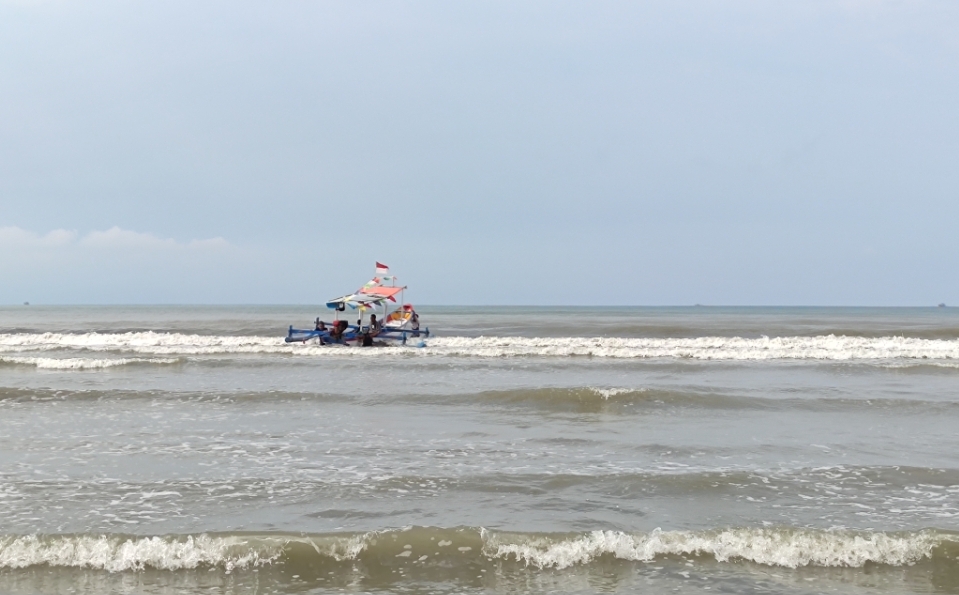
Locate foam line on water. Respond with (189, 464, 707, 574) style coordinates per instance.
(430, 336, 959, 360)
(0, 356, 180, 369)
(0, 332, 280, 356)
(0, 534, 286, 571)
(1, 332, 958, 360)
(1, 527, 955, 572)
(484, 527, 949, 569)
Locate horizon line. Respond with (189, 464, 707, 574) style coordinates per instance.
(3, 303, 952, 309)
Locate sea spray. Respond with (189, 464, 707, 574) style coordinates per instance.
(2, 332, 959, 360)
(0, 534, 284, 572)
(0, 356, 180, 369)
(1, 528, 954, 572)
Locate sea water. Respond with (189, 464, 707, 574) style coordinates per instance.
(1, 305, 958, 594)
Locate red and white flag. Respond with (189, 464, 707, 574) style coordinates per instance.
(375, 261, 389, 274)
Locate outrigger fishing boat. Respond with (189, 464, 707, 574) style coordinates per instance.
(285, 262, 429, 346)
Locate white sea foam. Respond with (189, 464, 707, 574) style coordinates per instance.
(1, 332, 958, 361)
(0, 534, 283, 572)
(484, 528, 949, 569)
(431, 336, 959, 360)
(0, 332, 279, 356)
(587, 387, 640, 399)
(0, 528, 952, 571)
(0, 356, 179, 369)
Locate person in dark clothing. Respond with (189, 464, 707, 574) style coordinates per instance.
(361, 331, 374, 347)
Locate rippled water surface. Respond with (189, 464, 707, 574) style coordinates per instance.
(1, 305, 958, 594)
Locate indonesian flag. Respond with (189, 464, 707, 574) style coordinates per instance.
(375, 262, 389, 274)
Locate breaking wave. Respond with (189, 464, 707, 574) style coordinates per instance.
(1, 332, 959, 361)
(0, 332, 278, 356)
(484, 527, 952, 569)
(0, 356, 181, 369)
(1, 527, 956, 573)
(0, 534, 285, 572)
(430, 336, 959, 360)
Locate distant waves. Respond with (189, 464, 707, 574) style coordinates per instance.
(1, 332, 959, 361)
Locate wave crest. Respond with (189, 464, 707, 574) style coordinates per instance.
(0, 356, 180, 369)
(1, 332, 958, 360)
(431, 336, 959, 360)
(0, 534, 283, 572)
(486, 528, 947, 569)
(1, 527, 955, 572)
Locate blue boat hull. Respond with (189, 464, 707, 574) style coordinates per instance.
(285, 324, 429, 346)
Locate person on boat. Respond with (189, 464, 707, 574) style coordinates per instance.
(369, 313, 382, 336)
(330, 320, 346, 341)
(410, 311, 420, 335)
(315, 318, 326, 332)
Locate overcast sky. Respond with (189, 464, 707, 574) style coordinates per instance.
(1, 1, 957, 305)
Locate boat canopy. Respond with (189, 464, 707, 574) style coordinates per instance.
(325, 278, 406, 311)
(360, 286, 404, 299)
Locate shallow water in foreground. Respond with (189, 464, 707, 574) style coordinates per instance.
(1, 305, 958, 594)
